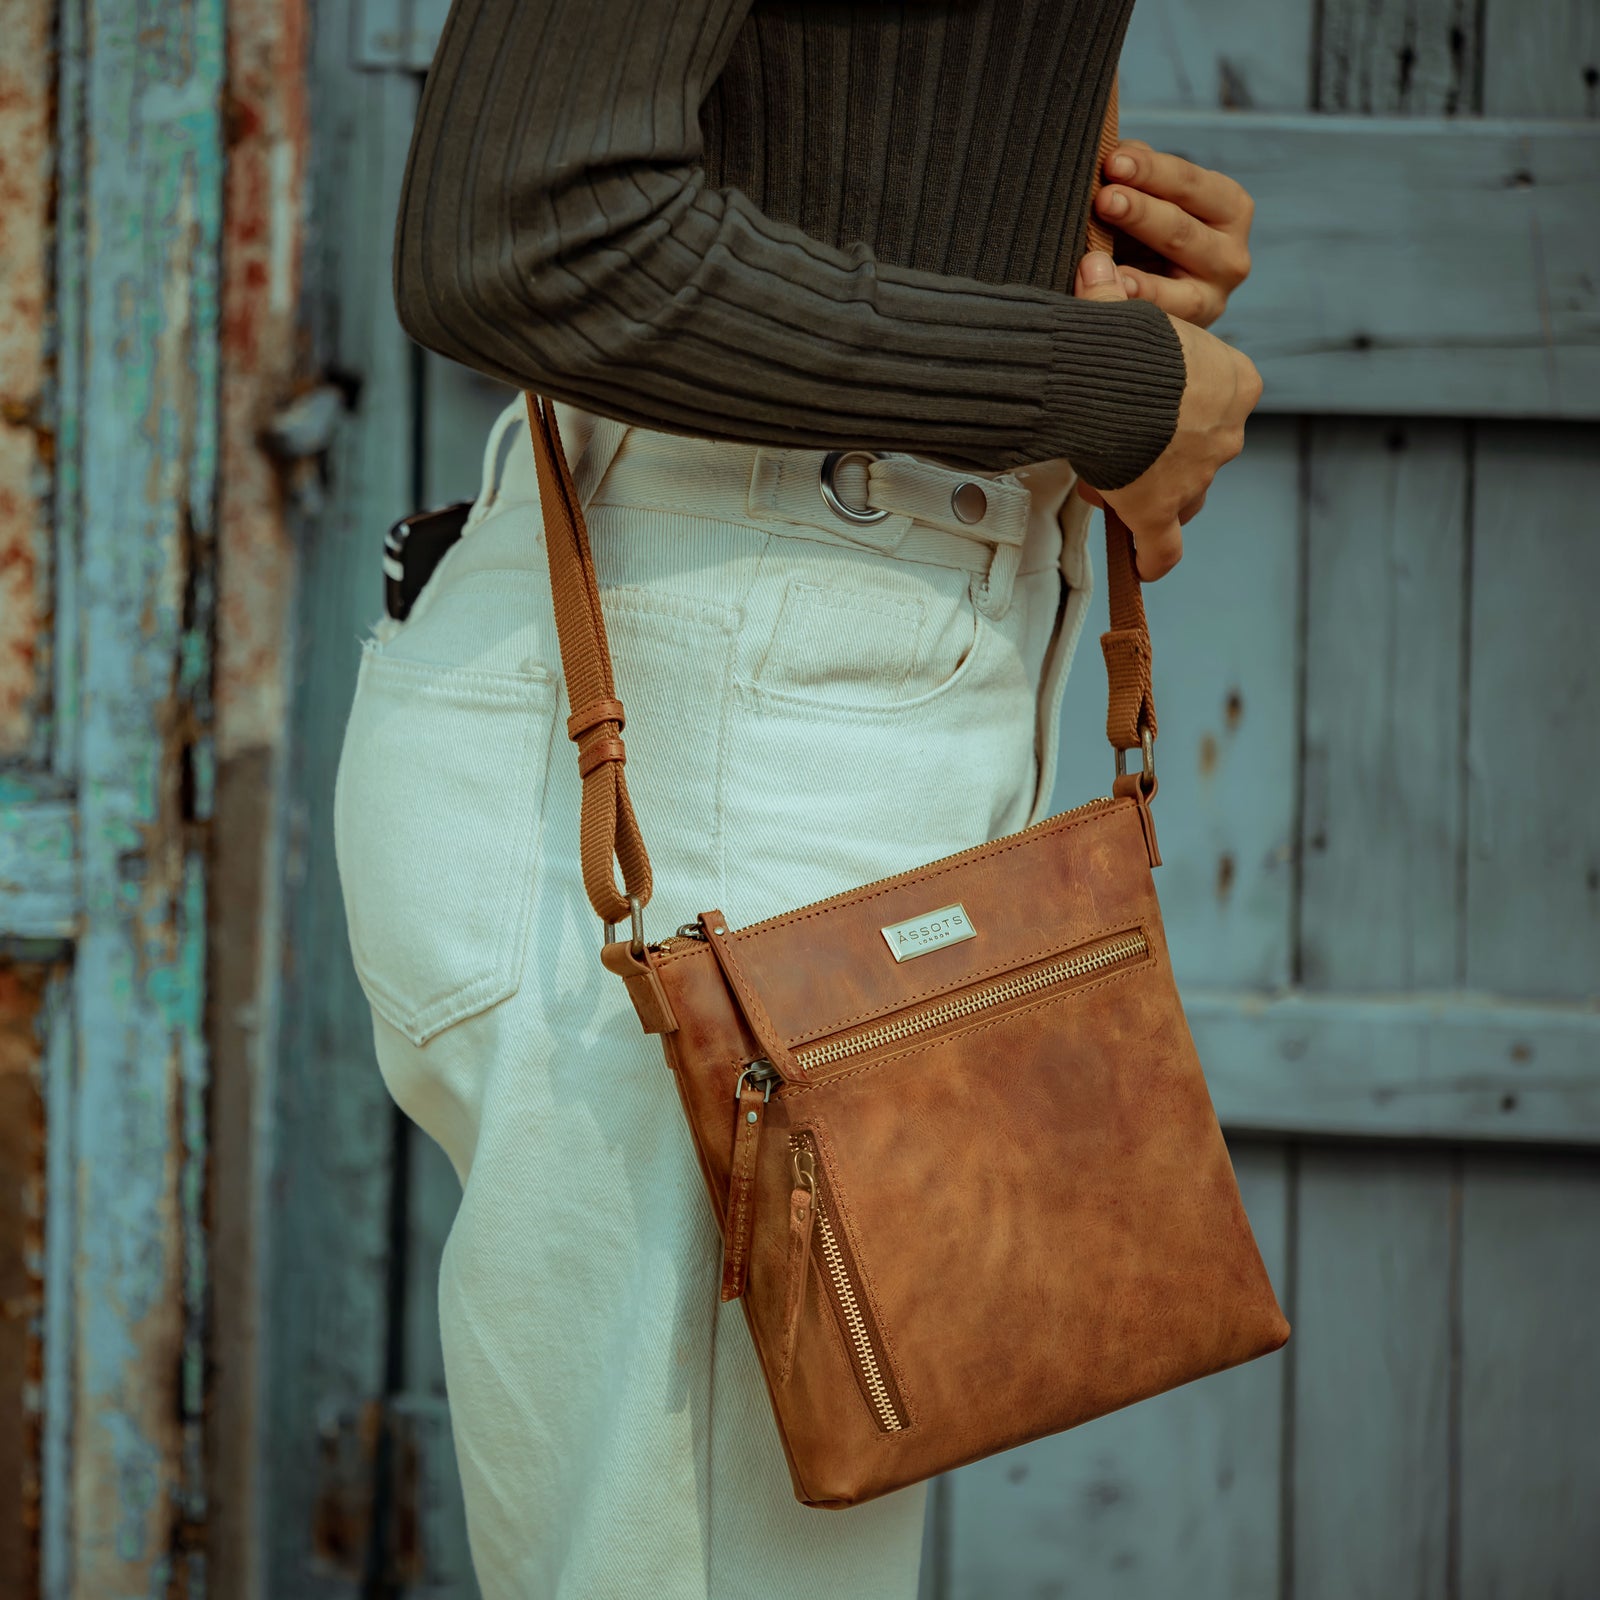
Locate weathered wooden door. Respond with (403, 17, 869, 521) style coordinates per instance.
(2, 0, 223, 1593)
(942, 2, 1600, 1594)
(258, 0, 1600, 1595)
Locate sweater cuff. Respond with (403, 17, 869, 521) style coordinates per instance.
(1039, 296, 1187, 490)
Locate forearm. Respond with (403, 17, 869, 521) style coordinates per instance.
(394, 0, 1185, 485)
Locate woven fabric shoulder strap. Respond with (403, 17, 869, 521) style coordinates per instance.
(523, 392, 653, 927)
(524, 392, 1158, 927)
(1081, 73, 1159, 755)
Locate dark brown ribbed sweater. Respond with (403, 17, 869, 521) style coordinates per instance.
(394, 0, 1187, 488)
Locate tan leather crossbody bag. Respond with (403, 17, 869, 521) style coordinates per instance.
(521, 381, 1289, 1509)
(515, 65, 1284, 1512)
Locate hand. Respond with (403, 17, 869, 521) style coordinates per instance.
(1073, 250, 1262, 580)
(1092, 141, 1254, 329)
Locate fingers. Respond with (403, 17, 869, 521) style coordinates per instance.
(1073, 249, 1130, 302)
(1106, 141, 1253, 231)
(1114, 264, 1221, 327)
(1131, 518, 1183, 581)
(1094, 183, 1249, 296)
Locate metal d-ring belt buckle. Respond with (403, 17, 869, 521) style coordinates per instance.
(819, 449, 890, 525)
(820, 446, 999, 547)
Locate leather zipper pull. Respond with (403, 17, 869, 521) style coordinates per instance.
(719, 1071, 770, 1302)
(777, 1143, 817, 1385)
(1113, 771, 1162, 868)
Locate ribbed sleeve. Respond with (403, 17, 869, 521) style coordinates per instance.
(393, 0, 1187, 488)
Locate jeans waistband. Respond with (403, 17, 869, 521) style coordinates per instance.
(475, 397, 1084, 621)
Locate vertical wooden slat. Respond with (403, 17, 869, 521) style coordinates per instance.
(1481, 2, 1600, 116)
(421, 355, 514, 510)
(396, 1135, 474, 1595)
(1462, 42, 1600, 1583)
(1460, 427, 1600, 994)
(65, 0, 225, 1590)
(1290, 11, 1480, 1597)
(1119, 0, 1312, 110)
(1469, 0, 1600, 995)
(207, 2, 314, 1596)
(1458, 1152, 1600, 1597)
(260, 0, 418, 1587)
(1317, 0, 1479, 114)
(1299, 420, 1468, 991)
(1457, 123, 1600, 1573)
(945, 1145, 1291, 1600)
(1292, 1151, 1455, 1600)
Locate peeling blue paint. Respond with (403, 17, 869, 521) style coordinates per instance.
(51, 0, 226, 1591)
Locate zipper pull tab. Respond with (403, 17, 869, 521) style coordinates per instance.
(719, 1064, 773, 1302)
(777, 1143, 817, 1385)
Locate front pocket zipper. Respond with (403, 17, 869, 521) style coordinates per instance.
(787, 1131, 909, 1433)
(792, 927, 1150, 1074)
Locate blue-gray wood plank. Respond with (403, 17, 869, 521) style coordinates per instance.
(50, 0, 226, 1592)
(1459, 1151, 1600, 1596)
(260, 3, 420, 1592)
(1289, 18, 1469, 1600)
(943, 0, 1600, 1593)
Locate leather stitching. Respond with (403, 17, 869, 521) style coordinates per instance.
(778, 957, 1153, 1100)
(798, 927, 1156, 1066)
(703, 918, 807, 1080)
(652, 801, 1130, 971)
(721, 1092, 763, 1298)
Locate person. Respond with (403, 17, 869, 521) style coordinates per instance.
(331, 2, 1260, 1595)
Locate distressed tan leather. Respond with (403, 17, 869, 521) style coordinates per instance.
(638, 801, 1289, 1507)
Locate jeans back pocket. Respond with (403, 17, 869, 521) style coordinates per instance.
(332, 641, 559, 1046)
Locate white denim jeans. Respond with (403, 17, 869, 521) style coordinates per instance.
(332, 397, 1096, 1600)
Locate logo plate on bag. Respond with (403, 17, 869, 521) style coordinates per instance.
(881, 903, 976, 962)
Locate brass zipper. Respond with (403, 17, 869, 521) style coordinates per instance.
(793, 928, 1149, 1073)
(655, 797, 1116, 951)
(788, 1131, 907, 1433)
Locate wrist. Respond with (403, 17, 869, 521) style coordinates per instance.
(1042, 297, 1187, 491)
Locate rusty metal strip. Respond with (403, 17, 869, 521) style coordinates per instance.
(0, 964, 51, 1599)
(207, 0, 315, 1592)
(57, 0, 226, 1589)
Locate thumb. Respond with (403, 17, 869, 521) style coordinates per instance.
(1074, 249, 1129, 303)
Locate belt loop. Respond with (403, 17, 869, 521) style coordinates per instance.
(468, 395, 531, 528)
(975, 542, 1021, 620)
(572, 414, 632, 511)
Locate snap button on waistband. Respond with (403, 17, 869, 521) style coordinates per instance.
(951, 481, 988, 524)
(819, 449, 889, 525)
